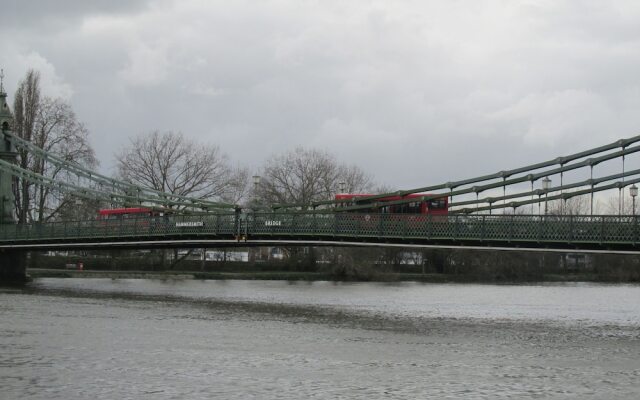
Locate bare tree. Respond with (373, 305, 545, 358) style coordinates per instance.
(599, 193, 635, 215)
(547, 194, 590, 216)
(116, 131, 246, 205)
(12, 70, 97, 222)
(33, 98, 97, 221)
(57, 195, 104, 221)
(255, 147, 373, 269)
(502, 206, 528, 215)
(116, 130, 247, 269)
(337, 164, 373, 194)
(12, 70, 40, 223)
(372, 184, 397, 195)
(257, 147, 373, 206)
(220, 166, 250, 205)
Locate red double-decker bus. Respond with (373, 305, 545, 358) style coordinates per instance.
(335, 193, 448, 215)
(96, 208, 170, 235)
(97, 207, 161, 220)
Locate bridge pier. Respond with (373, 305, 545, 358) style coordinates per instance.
(0, 249, 28, 283)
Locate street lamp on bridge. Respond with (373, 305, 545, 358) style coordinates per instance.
(630, 184, 638, 216)
(252, 175, 261, 209)
(542, 177, 551, 215)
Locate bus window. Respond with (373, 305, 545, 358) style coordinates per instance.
(427, 199, 447, 210)
(407, 202, 421, 214)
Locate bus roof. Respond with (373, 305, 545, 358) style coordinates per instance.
(98, 207, 152, 215)
(335, 193, 435, 201)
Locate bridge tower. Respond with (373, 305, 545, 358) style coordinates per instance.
(0, 72, 27, 283)
(0, 70, 17, 224)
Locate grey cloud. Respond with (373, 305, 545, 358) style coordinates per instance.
(2, 0, 640, 192)
(2, 0, 151, 29)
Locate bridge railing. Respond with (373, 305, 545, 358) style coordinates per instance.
(0, 213, 239, 242)
(242, 213, 638, 245)
(0, 213, 638, 246)
(246, 213, 638, 244)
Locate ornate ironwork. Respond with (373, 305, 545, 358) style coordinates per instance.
(1, 213, 638, 250)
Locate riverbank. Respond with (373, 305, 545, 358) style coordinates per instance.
(27, 268, 332, 281)
(25, 250, 640, 283)
(27, 268, 609, 283)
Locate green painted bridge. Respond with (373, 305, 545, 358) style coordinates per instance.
(1, 212, 638, 253)
(3, 81, 640, 281)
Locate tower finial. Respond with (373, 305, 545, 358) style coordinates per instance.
(0, 69, 4, 94)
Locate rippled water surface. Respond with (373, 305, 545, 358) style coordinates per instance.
(2, 279, 640, 399)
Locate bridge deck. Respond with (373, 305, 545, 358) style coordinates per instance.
(1, 213, 639, 252)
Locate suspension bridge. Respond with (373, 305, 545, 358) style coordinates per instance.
(2, 85, 640, 281)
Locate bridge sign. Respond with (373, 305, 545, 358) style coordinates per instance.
(176, 221, 204, 227)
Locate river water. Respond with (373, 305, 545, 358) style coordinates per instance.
(1, 279, 640, 399)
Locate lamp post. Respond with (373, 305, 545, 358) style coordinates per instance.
(542, 177, 551, 215)
(250, 175, 262, 262)
(252, 175, 261, 210)
(252, 175, 261, 204)
(630, 184, 638, 216)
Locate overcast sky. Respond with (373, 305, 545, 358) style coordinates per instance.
(2, 0, 640, 190)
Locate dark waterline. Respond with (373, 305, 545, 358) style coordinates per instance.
(2, 279, 640, 399)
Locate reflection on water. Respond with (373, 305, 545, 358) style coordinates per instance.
(1, 279, 640, 399)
